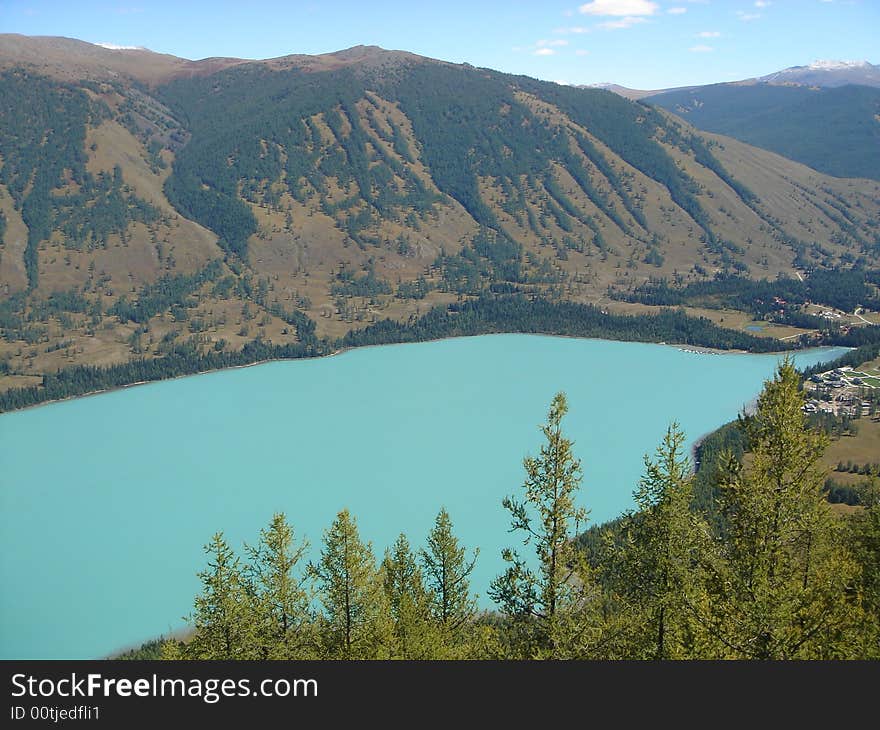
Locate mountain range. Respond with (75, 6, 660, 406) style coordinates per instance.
(0, 35, 878, 399)
(759, 60, 880, 88)
(588, 61, 880, 181)
(587, 59, 880, 99)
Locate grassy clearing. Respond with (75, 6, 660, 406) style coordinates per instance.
(826, 471, 874, 487)
(0, 374, 42, 393)
(829, 502, 864, 516)
(854, 356, 880, 377)
(822, 417, 880, 475)
(600, 300, 813, 341)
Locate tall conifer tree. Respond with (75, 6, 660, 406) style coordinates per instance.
(185, 532, 257, 659)
(421, 508, 479, 634)
(612, 423, 711, 659)
(382, 533, 444, 658)
(243, 512, 314, 658)
(706, 359, 863, 658)
(313, 509, 393, 659)
(489, 392, 594, 658)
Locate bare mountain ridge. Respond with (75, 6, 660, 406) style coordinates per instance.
(0, 35, 428, 84)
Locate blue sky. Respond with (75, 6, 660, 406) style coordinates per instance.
(1, 0, 877, 88)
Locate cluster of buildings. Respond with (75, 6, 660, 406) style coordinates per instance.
(804, 366, 877, 418)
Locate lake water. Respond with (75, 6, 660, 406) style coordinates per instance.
(0, 335, 848, 659)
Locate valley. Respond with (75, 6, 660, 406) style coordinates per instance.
(0, 7, 878, 668)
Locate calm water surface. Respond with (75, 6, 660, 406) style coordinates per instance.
(0, 335, 848, 658)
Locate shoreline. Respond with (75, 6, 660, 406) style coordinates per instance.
(0, 331, 850, 417)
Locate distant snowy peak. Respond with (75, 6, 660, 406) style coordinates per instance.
(760, 60, 880, 88)
(804, 60, 871, 71)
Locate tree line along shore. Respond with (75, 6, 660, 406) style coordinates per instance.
(5, 292, 880, 414)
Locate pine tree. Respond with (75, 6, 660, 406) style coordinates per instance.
(421, 508, 479, 637)
(381, 533, 443, 658)
(383, 534, 424, 619)
(243, 512, 314, 659)
(705, 359, 864, 658)
(612, 423, 711, 659)
(488, 392, 593, 658)
(313, 509, 393, 659)
(184, 532, 257, 659)
(159, 637, 184, 660)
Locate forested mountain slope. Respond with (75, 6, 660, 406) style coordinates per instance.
(1, 37, 879, 404)
(649, 83, 880, 181)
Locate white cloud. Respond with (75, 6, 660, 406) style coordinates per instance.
(598, 16, 648, 29)
(697, 31, 721, 38)
(579, 0, 658, 16)
(667, 7, 687, 14)
(554, 80, 572, 86)
(575, 49, 590, 56)
(737, 11, 761, 20)
(534, 48, 556, 56)
(689, 44, 714, 52)
(537, 38, 570, 47)
(754, 0, 771, 6)
(554, 26, 591, 34)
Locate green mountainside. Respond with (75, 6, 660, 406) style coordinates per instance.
(649, 83, 880, 181)
(1, 37, 880, 407)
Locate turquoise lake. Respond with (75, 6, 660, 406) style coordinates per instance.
(0, 334, 848, 659)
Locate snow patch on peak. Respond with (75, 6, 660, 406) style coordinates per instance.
(806, 59, 870, 71)
(93, 42, 147, 51)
